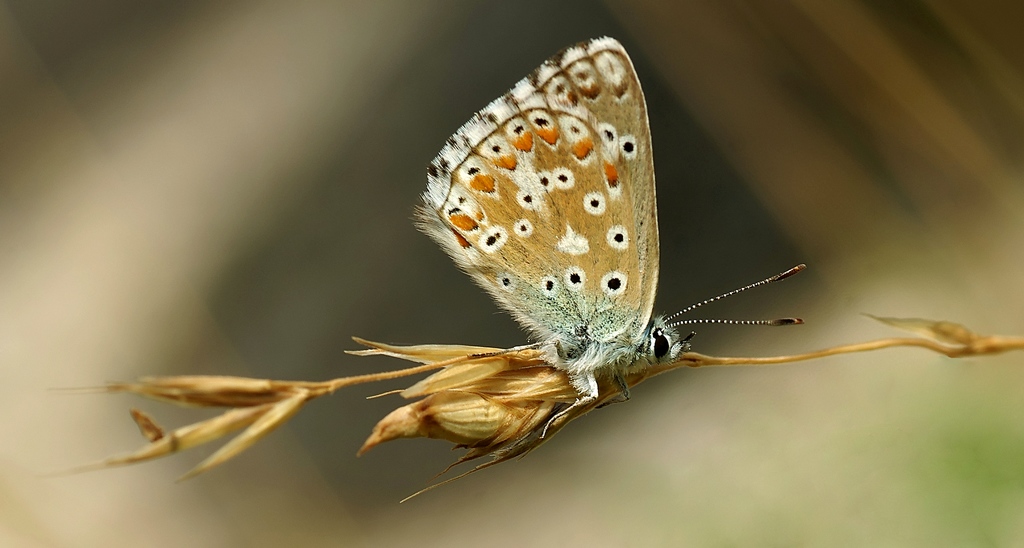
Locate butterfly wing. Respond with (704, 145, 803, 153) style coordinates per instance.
(419, 37, 659, 346)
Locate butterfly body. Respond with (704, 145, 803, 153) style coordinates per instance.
(418, 37, 687, 408)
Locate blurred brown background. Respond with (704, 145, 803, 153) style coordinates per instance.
(2, 0, 1023, 546)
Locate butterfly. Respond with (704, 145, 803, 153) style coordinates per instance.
(74, 38, 803, 491)
(416, 37, 689, 425)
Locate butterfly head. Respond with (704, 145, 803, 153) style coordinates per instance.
(639, 316, 692, 365)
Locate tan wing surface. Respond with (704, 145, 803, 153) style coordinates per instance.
(419, 37, 659, 342)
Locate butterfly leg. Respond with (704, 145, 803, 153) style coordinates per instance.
(540, 372, 598, 438)
(597, 373, 630, 408)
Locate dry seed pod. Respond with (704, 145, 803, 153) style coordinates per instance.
(74, 316, 1024, 494)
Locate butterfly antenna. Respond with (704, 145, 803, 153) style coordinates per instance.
(668, 317, 803, 327)
(664, 264, 806, 328)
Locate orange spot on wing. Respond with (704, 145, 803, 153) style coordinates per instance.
(493, 154, 517, 170)
(512, 132, 533, 152)
(469, 173, 496, 193)
(572, 137, 594, 160)
(580, 85, 600, 99)
(475, 210, 484, 221)
(604, 162, 619, 187)
(449, 213, 478, 231)
(452, 229, 471, 249)
(537, 127, 559, 145)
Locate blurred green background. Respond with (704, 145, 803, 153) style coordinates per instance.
(2, 0, 1023, 546)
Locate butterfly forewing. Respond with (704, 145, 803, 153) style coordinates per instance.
(420, 37, 659, 345)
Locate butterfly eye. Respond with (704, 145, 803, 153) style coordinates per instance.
(652, 327, 670, 359)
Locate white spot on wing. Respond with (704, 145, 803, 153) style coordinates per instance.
(536, 170, 554, 192)
(606, 225, 629, 250)
(497, 272, 515, 292)
(480, 226, 508, 254)
(559, 115, 590, 138)
(594, 51, 627, 89)
(480, 135, 510, 160)
(601, 271, 628, 296)
(514, 218, 534, 237)
(545, 75, 574, 103)
(564, 266, 586, 291)
(517, 188, 544, 211)
(540, 275, 559, 296)
(597, 123, 619, 155)
(556, 224, 590, 255)
(620, 134, 638, 160)
(552, 167, 575, 190)
(567, 60, 598, 94)
(583, 192, 606, 215)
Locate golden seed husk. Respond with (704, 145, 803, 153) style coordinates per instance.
(73, 317, 1024, 488)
